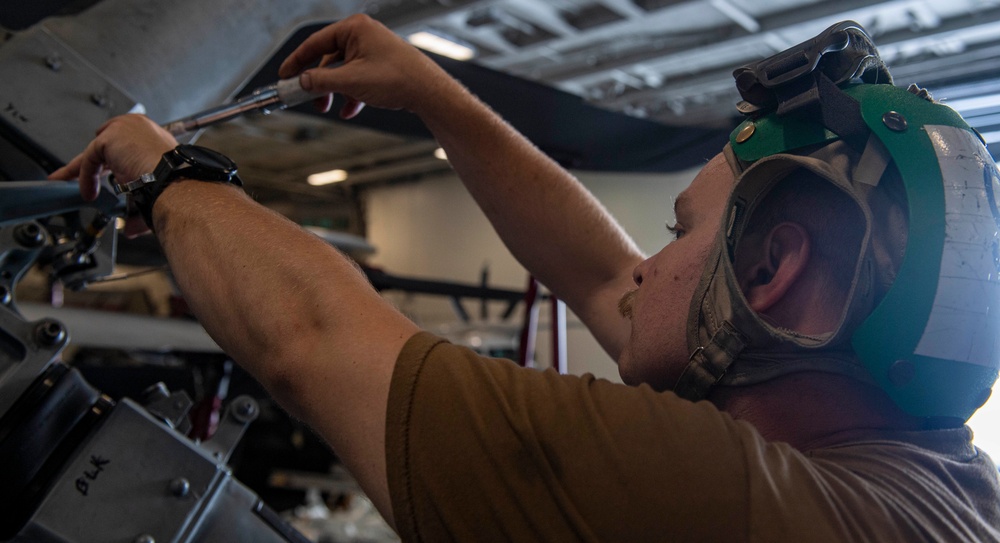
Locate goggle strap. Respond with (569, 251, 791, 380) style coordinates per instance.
(850, 133, 891, 188)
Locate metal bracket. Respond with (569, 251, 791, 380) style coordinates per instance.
(141, 382, 194, 435)
(201, 395, 259, 464)
(732, 20, 892, 116)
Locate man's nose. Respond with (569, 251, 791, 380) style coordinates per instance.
(632, 260, 648, 286)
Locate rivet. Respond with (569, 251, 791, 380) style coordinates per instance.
(887, 359, 915, 387)
(91, 93, 108, 108)
(169, 477, 190, 498)
(735, 122, 756, 143)
(44, 53, 62, 71)
(882, 111, 908, 132)
(233, 397, 258, 422)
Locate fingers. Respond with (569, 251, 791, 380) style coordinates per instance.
(77, 139, 105, 201)
(48, 153, 83, 181)
(319, 52, 344, 69)
(313, 94, 333, 114)
(340, 97, 366, 119)
(279, 20, 348, 79)
(49, 114, 174, 202)
(48, 144, 101, 201)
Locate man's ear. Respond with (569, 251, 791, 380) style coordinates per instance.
(739, 222, 811, 313)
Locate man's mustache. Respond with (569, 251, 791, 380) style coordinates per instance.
(618, 289, 637, 320)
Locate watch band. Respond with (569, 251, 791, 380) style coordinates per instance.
(112, 172, 156, 195)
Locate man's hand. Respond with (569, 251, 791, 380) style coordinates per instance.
(49, 114, 176, 201)
(278, 14, 456, 119)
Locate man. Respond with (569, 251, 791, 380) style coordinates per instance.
(52, 15, 1000, 541)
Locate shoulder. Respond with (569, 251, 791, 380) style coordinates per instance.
(788, 428, 1000, 541)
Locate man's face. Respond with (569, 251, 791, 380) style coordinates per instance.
(617, 154, 734, 391)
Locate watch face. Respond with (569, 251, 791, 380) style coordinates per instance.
(177, 144, 237, 172)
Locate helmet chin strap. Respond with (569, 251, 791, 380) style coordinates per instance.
(674, 242, 749, 402)
(673, 321, 747, 402)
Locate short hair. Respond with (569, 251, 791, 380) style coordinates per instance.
(735, 164, 907, 311)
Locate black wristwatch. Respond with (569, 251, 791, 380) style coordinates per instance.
(114, 144, 244, 229)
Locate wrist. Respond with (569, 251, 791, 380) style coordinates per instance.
(151, 180, 245, 235)
(115, 144, 243, 232)
(409, 74, 470, 119)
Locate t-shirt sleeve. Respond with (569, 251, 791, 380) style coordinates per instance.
(385, 332, 752, 542)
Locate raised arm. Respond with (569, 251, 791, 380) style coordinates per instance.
(279, 14, 643, 360)
(50, 115, 418, 527)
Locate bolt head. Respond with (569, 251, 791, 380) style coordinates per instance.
(14, 223, 45, 248)
(233, 398, 258, 421)
(735, 122, 756, 143)
(35, 320, 66, 346)
(882, 111, 908, 132)
(44, 54, 62, 71)
(169, 477, 190, 498)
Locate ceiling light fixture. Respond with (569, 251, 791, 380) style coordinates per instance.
(307, 169, 348, 186)
(407, 31, 475, 61)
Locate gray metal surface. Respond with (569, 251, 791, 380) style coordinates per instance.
(14, 399, 303, 543)
(14, 399, 223, 542)
(39, 0, 365, 129)
(0, 0, 363, 166)
(0, 27, 139, 164)
(0, 221, 68, 417)
(19, 303, 223, 353)
(0, 192, 306, 543)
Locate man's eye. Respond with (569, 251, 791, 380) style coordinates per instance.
(666, 222, 686, 240)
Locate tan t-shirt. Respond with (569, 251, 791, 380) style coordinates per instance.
(386, 332, 1000, 542)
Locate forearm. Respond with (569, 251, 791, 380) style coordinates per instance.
(152, 181, 416, 525)
(277, 14, 641, 357)
(414, 79, 643, 356)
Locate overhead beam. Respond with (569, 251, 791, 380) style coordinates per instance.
(547, 0, 905, 86)
(597, 5, 1000, 110)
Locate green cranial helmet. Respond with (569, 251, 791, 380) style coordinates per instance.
(675, 21, 1000, 423)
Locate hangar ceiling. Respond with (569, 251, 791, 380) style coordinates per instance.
(189, 0, 1000, 220)
(369, 0, 1000, 129)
